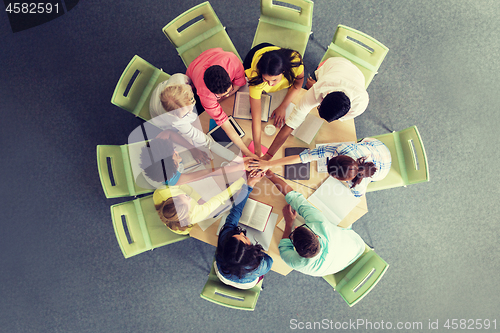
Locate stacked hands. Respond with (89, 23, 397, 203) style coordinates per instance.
(244, 157, 272, 177)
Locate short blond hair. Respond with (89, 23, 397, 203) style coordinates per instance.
(155, 196, 192, 235)
(160, 84, 194, 112)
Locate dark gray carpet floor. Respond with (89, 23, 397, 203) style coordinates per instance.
(1, 1, 499, 332)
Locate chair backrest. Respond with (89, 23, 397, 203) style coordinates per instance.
(260, 0, 313, 27)
(320, 25, 389, 88)
(397, 126, 429, 184)
(323, 247, 389, 307)
(110, 195, 189, 258)
(111, 55, 170, 121)
(200, 261, 262, 311)
(252, 0, 313, 56)
(366, 126, 429, 192)
(96, 143, 154, 198)
(162, 2, 241, 67)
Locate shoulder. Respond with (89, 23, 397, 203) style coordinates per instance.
(166, 73, 191, 86)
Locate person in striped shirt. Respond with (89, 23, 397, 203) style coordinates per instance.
(249, 138, 391, 197)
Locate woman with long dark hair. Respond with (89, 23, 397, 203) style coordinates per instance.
(243, 43, 304, 157)
(215, 173, 273, 289)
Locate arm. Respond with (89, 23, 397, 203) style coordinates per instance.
(270, 70, 305, 128)
(298, 143, 343, 163)
(281, 204, 297, 239)
(263, 124, 294, 160)
(250, 97, 263, 157)
(265, 170, 294, 196)
(177, 157, 247, 185)
(156, 129, 210, 164)
(249, 154, 301, 172)
(220, 120, 258, 158)
(285, 191, 323, 224)
(278, 237, 307, 270)
(177, 184, 202, 202)
(190, 178, 247, 224)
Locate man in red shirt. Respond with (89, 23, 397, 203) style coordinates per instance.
(187, 48, 257, 158)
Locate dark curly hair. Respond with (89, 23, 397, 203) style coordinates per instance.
(318, 91, 351, 122)
(248, 48, 303, 87)
(216, 226, 265, 279)
(203, 65, 232, 94)
(139, 139, 177, 183)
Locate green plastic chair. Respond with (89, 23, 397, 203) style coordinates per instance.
(322, 246, 389, 307)
(251, 0, 314, 56)
(111, 55, 171, 121)
(97, 142, 155, 198)
(110, 195, 189, 258)
(320, 25, 389, 88)
(366, 125, 429, 192)
(200, 261, 263, 311)
(162, 1, 242, 67)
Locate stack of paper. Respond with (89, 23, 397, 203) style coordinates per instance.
(291, 114, 324, 144)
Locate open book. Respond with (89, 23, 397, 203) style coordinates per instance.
(307, 177, 361, 226)
(216, 212, 278, 251)
(291, 113, 323, 144)
(233, 91, 271, 122)
(239, 198, 273, 232)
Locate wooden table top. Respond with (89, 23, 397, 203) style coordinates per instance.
(189, 89, 368, 276)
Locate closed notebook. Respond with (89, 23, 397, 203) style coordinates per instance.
(284, 147, 310, 180)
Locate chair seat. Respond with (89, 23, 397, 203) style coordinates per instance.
(111, 195, 189, 258)
(322, 245, 388, 307)
(366, 133, 405, 192)
(200, 260, 262, 311)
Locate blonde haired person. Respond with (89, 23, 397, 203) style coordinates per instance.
(149, 73, 236, 161)
(154, 174, 253, 235)
(159, 84, 195, 113)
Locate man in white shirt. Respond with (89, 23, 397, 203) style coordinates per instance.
(263, 57, 369, 161)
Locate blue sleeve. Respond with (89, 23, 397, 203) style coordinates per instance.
(164, 170, 181, 186)
(285, 191, 323, 224)
(218, 185, 252, 240)
(253, 253, 273, 276)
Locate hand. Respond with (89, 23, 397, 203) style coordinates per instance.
(189, 148, 210, 164)
(243, 157, 254, 171)
(197, 198, 206, 205)
(270, 105, 287, 129)
(305, 77, 316, 90)
(248, 158, 270, 172)
(247, 171, 265, 187)
(283, 204, 297, 223)
(155, 129, 174, 140)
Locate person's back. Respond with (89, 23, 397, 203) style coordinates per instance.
(215, 174, 273, 288)
(278, 191, 365, 276)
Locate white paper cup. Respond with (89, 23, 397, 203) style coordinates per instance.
(264, 124, 276, 136)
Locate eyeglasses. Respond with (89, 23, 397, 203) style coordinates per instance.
(214, 85, 234, 100)
(288, 224, 318, 243)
